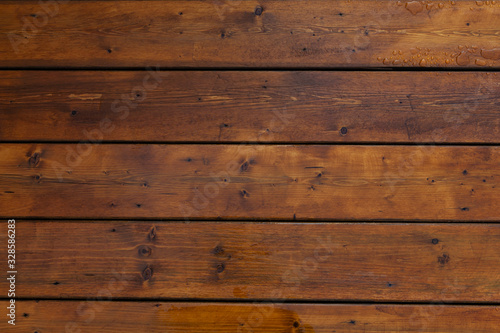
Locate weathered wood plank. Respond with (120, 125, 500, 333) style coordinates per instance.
(1, 71, 499, 143)
(0, 144, 498, 220)
(3, 301, 499, 332)
(1, 1, 500, 68)
(1, 221, 499, 301)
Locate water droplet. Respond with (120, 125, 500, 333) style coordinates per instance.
(419, 58, 427, 66)
(445, 59, 450, 64)
(406, 1, 424, 14)
(383, 58, 391, 64)
(393, 59, 402, 65)
(480, 48, 500, 60)
(475, 59, 487, 66)
(456, 51, 470, 65)
(438, 2, 445, 8)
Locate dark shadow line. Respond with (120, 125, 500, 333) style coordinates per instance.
(4, 297, 500, 306)
(3, 217, 500, 224)
(1, 67, 500, 72)
(0, 141, 499, 146)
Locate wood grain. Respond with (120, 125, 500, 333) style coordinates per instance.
(3, 301, 499, 332)
(2, 221, 499, 301)
(0, 144, 498, 220)
(1, 1, 500, 68)
(1, 71, 499, 143)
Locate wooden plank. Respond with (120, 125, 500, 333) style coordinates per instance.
(3, 301, 499, 332)
(1, 221, 500, 301)
(0, 144, 498, 220)
(1, 71, 499, 143)
(2, 1, 500, 68)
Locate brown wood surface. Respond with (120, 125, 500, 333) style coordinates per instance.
(2, 1, 500, 68)
(2, 301, 499, 333)
(1, 221, 499, 301)
(0, 144, 498, 220)
(1, 71, 499, 143)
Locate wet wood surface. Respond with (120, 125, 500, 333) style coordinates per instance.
(2, 301, 499, 333)
(1, 1, 500, 68)
(1, 71, 499, 143)
(1, 0, 499, 331)
(1, 221, 499, 302)
(0, 144, 498, 220)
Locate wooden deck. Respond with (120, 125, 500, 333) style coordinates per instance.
(0, 1, 499, 332)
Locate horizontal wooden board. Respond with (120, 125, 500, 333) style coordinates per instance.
(3, 301, 499, 332)
(1, 71, 500, 143)
(1, 1, 500, 68)
(2, 221, 500, 301)
(0, 143, 500, 221)
(0, 144, 498, 220)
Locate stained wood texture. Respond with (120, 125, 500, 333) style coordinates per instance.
(0, 144, 498, 220)
(2, 221, 500, 301)
(2, 1, 500, 68)
(1, 71, 500, 143)
(2, 301, 499, 333)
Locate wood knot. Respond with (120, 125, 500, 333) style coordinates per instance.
(138, 245, 152, 257)
(28, 152, 40, 167)
(148, 226, 157, 241)
(240, 161, 249, 172)
(437, 253, 450, 265)
(212, 244, 225, 256)
(142, 265, 153, 280)
(254, 5, 263, 15)
(216, 262, 226, 273)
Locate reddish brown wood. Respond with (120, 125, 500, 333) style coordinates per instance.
(1, 1, 500, 68)
(1, 71, 499, 143)
(3, 301, 499, 332)
(1, 221, 499, 302)
(0, 144, 498, 220)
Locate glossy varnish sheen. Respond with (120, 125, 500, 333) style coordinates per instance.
(1, 0, 500, 331)
(1, 1, 500, 68)
(0, 71, 499, 143)
(1, 221, 499, 302)
(2, 301, 499, 333)
(0, 144, 498, 220)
